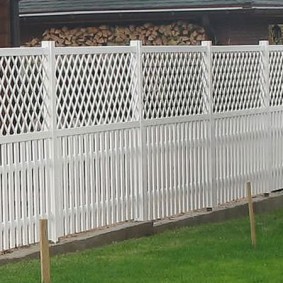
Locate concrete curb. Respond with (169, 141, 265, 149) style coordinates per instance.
(1, 191, 282, 265)
(154, 192, 283, 234)
(0, 221, 154, 265)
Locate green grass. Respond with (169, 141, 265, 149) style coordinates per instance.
(1, 209, 283, 283)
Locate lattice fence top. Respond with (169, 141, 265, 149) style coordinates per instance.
(270, 51, 283, 107)
(212, 51, 263, 113)
(1, 43, 283, 137)
(142, 51, 206, 119)
(56, 51, 139, 129)
(0, 54, 50, 136)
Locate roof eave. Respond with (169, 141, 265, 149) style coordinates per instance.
(19, 6, 246, 17)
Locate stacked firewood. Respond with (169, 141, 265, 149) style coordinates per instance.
(24, 21, 207, 47)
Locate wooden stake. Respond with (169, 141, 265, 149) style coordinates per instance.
(247, 182, 256, 248)
(40, 219, 51, 283)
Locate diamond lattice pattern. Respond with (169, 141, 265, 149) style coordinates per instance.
(0, 55, 49, 135)
(56, 53, 138, 129)
(270, 51, 283, 107)
(213, 51, 263, 112)
(142, 52, 205, 119)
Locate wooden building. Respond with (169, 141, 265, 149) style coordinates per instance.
(0, 0, 11, 47)
(0, 0, 20, 47)
(19, 0, 283, 46)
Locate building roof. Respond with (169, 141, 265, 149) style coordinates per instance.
(19, 0, 283, 17)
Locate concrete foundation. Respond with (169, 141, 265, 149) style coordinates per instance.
(1, 191, 282, 265)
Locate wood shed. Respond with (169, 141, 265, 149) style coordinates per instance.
(0, 0, 20, 47)
(18, 0, 283, 46)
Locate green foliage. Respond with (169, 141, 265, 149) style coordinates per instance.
(1, 209, 283, 283)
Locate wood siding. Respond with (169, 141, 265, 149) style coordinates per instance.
(0, 0, 11, 47)
(213, 15, 269, 45)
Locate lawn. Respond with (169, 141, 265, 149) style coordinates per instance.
(1, 209, 283, 283)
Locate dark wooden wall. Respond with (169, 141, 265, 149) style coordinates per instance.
(20, 10, 280, 46)
(0, 0, 11, 47)
(212, 14, 269, 45)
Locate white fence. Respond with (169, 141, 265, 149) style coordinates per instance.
(0, 40, 283, 251)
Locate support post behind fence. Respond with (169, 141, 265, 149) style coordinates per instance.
(130, 40, 147, 221)
(42, 41, 62, 242)
(247, 182, 256, 248)
(40, 219, 51, 283)
(202, 41, 216, 209)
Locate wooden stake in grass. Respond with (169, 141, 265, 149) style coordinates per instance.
(40, 219, 51, 283)
(247, 182, 256, 248)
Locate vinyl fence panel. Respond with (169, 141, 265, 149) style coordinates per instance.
(0, 41, 283, 252)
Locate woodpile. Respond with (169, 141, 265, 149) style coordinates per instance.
(24, 21, 208, 47)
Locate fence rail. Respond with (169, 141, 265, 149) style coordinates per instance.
(1, 40, 283, 251)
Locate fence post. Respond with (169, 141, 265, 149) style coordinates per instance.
(202, 41, 216, 208)
(130, 40, 147, 221)
(40, 219, 51, 283)
(259, 40, 272, 193)
(42, 41, 62, 242)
